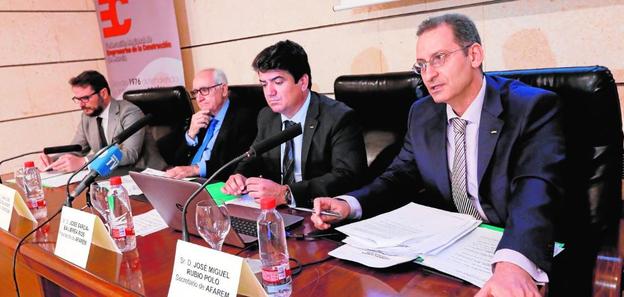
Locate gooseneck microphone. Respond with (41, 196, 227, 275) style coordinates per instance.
(43, 144, 83, 155)
(112, 114, 153, 144)
(181, 123, 303, 242)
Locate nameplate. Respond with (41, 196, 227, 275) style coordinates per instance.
(168, 240, 267, 297)
(54, 206, 120, 268)
(0, 184, 36, 231)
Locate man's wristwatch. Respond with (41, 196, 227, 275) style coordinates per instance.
(283, 185, 294, 205)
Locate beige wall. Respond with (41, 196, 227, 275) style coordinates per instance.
(2, 0, 623, 174)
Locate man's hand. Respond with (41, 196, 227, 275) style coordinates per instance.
(48, 154, 86, 172)
(188, 110, 213, 139)
(475, 262, 542, 297)
(166, 165, 199, 179)
(311, 197, 350, 230)
(222, 174, 248, 195)
(245, 177, 288, 205)
(37, 153, 53, 171)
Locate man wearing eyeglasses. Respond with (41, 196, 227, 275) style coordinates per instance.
(39, 70, 166, 172)
(166, 68, 259, 180)
(312, 14, 564, 296)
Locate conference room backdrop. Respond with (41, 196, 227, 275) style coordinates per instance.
(1, 0, 623, 174)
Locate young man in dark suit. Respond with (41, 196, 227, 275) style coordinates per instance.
(166, 68, 258, 181)
(222, 40, 367, 208)
(313, 14, 565, 297)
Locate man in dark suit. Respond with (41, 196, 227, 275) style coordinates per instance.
(312, 14, 565, 297)
(166, 68, 258, 181)
(39, 70, 166, 171)
(222, 40, 367, 208)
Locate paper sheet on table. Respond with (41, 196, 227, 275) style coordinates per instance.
(133, 209, 169, 236)
(329, 244, 415, 268)
(41, 170, 90, 187)
(336, 203, 480, 253)
(224, 193, 260, 209)
(96, 175, 142, 196)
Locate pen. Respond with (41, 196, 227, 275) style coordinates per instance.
(293, 207, 342, 218)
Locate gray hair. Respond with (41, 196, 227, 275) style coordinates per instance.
(197, 68, 228, 85)
(417, 13, 481, 47)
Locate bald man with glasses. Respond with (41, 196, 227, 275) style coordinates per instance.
(166, 68, 259, 181)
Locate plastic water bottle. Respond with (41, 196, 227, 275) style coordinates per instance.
(257, 197, 292, 297)
(20, 161, 46, 210)
(107, 176, 136, 252)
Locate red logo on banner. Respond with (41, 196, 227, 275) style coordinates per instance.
(99, 0, 132, 38)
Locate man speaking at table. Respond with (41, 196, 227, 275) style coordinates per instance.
(312, 14, 565, 297)
(39, 70, 166, 172)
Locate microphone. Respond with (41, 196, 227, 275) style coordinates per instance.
(68, 146, 122, 201)
(43, 144, 83, 155)
(111, 114, 153, 144)
(180, 122, 303, 241)
(247, 122, 302, 158)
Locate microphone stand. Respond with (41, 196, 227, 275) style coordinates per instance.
(65, 143, 114, 207)
(0, 151, 41, 184)
(181, 151, 255, 242)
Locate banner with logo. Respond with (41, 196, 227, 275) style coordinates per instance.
(95, 0, 185, 98)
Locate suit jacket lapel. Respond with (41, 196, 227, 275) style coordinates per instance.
(301, 93, 319, 178)
(424, 104, 452, 200)
(477, 75, 504, 184)
(107, 99, 120, 144)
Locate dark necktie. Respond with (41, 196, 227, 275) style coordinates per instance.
(281, 120, 296, 185)
(96, 117, 108, 147)
(450, 118, 480, 219)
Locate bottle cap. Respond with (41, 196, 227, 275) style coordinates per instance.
(24, 161, 35, 168)
(110, 176, 122, 185)
(260, 197, 276, 210)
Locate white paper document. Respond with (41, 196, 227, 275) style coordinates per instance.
(140, 168, 194, 181)
(133, 209, 169, 236)
(41, 170, 90, 188)
(97, 175, 143, 196)
(336, 203, 480, 256)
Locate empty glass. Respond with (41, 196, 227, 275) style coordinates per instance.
(195, 200, 231, 251)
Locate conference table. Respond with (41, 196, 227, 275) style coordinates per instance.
(1, 173, 621, 296)
(0, 173, 483, 297)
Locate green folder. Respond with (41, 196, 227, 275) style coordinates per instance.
(204, 182, 237, 206)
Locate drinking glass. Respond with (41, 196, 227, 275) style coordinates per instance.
(195, 200, 231, 251)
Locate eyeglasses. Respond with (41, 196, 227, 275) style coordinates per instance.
(71, 90, 99, 104)
(190, 83, 223, 98)
(412, 44, 472, 75)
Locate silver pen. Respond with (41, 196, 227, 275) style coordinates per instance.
(292, 207, 342, 218)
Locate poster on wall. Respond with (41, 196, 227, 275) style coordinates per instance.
(95, 0, 184, 99)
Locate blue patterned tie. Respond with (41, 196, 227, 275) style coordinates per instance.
(191, 119, 219, 165)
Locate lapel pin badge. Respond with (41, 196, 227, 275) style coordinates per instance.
(490, 130, 498, 134)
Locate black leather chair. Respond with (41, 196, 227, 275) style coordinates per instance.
(227, 84, 267, 116)
(123, 86, 194, 166)
(334, 66, 623, 296)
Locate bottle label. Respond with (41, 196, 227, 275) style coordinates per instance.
(261, 263, 291, 284)
(111, 227, 127, 239)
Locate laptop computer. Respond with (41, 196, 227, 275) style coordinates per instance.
(129, 171, 304, 248)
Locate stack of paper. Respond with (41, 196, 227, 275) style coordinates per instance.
(334, 203, 481, 259)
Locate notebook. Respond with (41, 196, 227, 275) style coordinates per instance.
(129, 171, 304, 248)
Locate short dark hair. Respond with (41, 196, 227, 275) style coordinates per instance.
(417, 13, 481, 47)
(252, 40, 312, 89)
(69, 70, 110, 94)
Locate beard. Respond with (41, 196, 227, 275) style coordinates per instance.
(83, 95, 105, 117)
